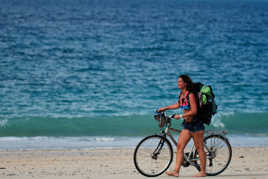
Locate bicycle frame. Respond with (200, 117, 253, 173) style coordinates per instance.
(160, 116, 228, 169)
(161, 122, 201, 169)
(134, 112, 232, 177)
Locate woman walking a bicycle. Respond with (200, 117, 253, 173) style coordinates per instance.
(158, 74, 206, 177)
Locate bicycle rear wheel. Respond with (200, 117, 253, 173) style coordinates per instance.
(194, 134, 232, 176)
(133, 135, 173, 177)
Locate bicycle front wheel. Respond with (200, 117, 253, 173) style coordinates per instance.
(133, 135, 173, 177)
(194, 134, 232, 176)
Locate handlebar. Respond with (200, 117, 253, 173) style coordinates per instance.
(154, 111, 178, 128)
(155, 111, 176, 119)
(155, 110, 228, 135)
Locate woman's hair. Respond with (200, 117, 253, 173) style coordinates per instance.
(179, 74, 194, 92)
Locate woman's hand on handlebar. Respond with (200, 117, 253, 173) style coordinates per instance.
(172, 114, 182, 120)
(157, 107, 166, 113)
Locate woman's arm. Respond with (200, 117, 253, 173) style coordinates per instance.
(174, 93, 197, 119)
(158, 103, 180, 112)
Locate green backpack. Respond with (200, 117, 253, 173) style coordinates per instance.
(187, 82, 217, 125)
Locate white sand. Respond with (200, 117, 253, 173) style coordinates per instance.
(0, 147, 268, 179)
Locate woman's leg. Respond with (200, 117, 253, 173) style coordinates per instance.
(192, 130, 206, 177)
(166, 129, 191, 177)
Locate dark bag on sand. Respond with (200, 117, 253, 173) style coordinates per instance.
(187, 82, 217, 125)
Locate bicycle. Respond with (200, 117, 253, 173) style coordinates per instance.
(133, 112, 232, 177)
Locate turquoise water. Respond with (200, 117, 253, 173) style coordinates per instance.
(1, 113, 268, 137)
(0, 0, 268, 148)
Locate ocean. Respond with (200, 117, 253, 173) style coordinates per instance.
(0, 0, 268, 150)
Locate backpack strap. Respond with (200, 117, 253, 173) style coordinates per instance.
(185, 91, 190, 108)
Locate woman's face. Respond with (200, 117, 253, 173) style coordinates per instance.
(177, 77, 186, 89)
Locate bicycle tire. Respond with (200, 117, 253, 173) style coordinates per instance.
(194, 134, 232, 176)
(133, 135, 173, 177)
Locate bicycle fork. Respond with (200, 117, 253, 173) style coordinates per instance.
(151, 137, 166, 160)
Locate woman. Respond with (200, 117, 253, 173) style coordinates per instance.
(158, 74, 206, 177)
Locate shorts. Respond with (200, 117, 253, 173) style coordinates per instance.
(183, 118, 204, 132)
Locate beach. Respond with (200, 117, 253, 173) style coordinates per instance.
(0, 147, 268, 179)
(1, 0, 268, 178)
